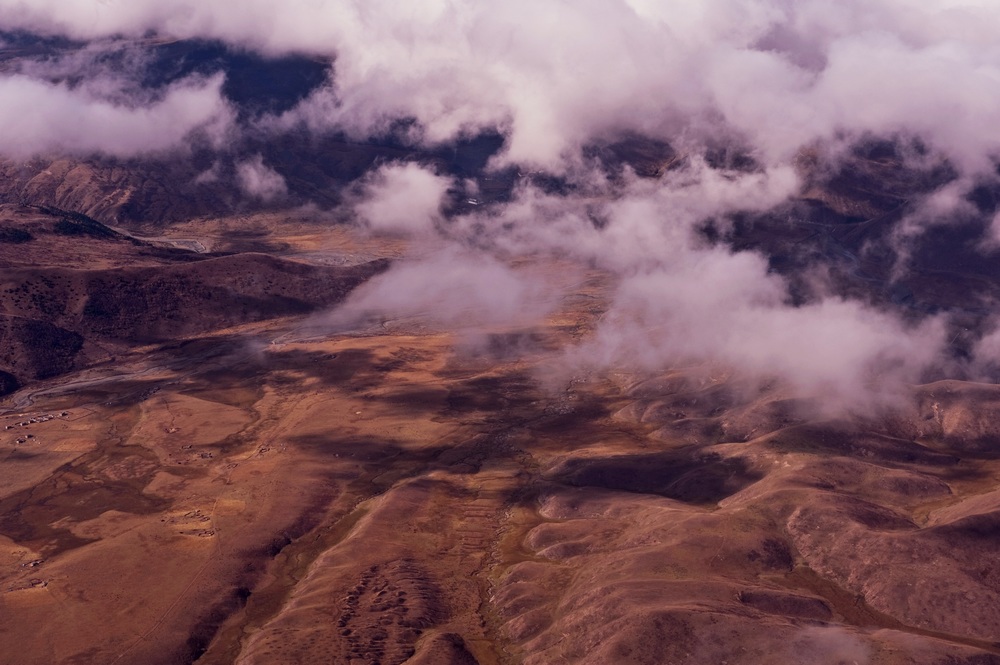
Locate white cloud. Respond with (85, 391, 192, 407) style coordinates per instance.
(320, 246, 554, 331)
(574, 266, 946, 408)
(0, 73, 231, 157)
(235, 154, 286, 201)
(353, 162, 451, 235)
(442, 164, 947, 407)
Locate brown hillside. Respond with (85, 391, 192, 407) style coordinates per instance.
(0, 205, 388, 390)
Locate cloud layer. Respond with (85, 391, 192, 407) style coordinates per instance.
(4, 1, 1000, 406)
(4, 1, 1000, 172)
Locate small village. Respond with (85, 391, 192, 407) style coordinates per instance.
(3, 411, 70, 445)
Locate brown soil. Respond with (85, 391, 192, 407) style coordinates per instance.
(2, 218, 1000, 665)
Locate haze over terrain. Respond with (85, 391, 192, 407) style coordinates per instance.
(3, 2, 1000, 664)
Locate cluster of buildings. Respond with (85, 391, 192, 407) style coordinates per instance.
(4, 410, 69, 444)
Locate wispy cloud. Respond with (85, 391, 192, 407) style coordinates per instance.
(0, 72, 231, 157)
